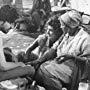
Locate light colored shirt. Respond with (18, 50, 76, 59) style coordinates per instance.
(56, 28, 90, 57)
(43, 28, 90, 83)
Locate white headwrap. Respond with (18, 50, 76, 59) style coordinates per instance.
(59, 10, 82, 28)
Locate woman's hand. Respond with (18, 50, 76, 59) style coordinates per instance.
(56, 54, 75, 64)
(61, 54, 75, 59)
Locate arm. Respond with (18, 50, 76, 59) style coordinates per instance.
(30, 40, 58, 67)
(4, 49, 18, 62)
(0, 38, 25, 71)
(25, 34, 47, 57)
(29, 47, 56, 69)
(25, 39, 38, 58)
(37, 34, 65, 63)
(79, 36, 90, 60)
(0, 28, 17, 40)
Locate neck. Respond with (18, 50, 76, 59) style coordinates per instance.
(69, 27, 80, 36)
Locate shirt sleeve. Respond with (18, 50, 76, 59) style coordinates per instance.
(81, 35, 90, 59)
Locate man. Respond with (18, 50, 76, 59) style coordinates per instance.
(0, 20, 35, 82)
(21, 16, 63, 62)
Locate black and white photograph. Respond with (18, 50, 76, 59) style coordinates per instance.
(0, 0, 90, 90)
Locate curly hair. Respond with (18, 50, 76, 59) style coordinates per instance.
(46, 15, 63, 34)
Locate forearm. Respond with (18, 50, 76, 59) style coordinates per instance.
(26, 40, 38, 55)
(0, 62, 22, 71)
(38, 48, 56, 63)
(73, 56, 88, 62)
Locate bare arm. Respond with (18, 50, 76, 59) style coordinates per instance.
(25, 34, 47, 57)
(60, 0, 67, 7)
(0, 38, 25, 71)
(0, 28, 17, 40)
(25, 39, 38, 58)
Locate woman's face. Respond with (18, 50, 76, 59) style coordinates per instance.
(60, 19, 77, 35)
(60, 20, 69, 34)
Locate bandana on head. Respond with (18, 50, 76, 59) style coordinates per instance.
(59, 10, 82, 28)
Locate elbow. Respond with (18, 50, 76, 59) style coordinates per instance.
(0, 63, 8, 71)
(0, 65, 6, 71)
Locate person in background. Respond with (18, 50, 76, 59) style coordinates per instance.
(0, 13, 35, 82)
(0, 21, 35, 81)
(30, 0, 51, 32)
(18, 16, 63, 62)
(26, 10, 90, 90)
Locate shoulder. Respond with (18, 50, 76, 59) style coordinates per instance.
(78, 28, 90, 39)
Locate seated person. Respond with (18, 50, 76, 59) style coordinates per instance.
(21, 16, 63, 62)
(0, 20, 19, 62)
(0, 32, 35, 81)
(25, 10, 90, 90)
(0, 20, 35, 82)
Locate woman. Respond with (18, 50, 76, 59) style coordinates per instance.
(28, 10, 90, 90)
(0, 20, 35, 82)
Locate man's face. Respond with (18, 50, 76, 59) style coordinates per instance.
(46, 25, 54, 37)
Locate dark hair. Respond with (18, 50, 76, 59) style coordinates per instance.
(47, 16, 61, 29)
(47, 16, 63, 34)
(46, 16, 63, 47)
(0, 5, 19, 23)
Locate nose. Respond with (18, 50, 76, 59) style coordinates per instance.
(61, 25, 65, 29)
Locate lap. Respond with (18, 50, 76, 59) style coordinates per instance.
(37, 60, 72, 85)
(35, 61, 63, 90)
(0, 65, 35, 82)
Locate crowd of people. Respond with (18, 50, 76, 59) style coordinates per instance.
(0, 0, 90, 90)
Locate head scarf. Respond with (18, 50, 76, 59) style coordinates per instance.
(59, 10, 82, 28)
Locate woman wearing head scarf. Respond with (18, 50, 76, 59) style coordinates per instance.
(27, 10, 90, 90)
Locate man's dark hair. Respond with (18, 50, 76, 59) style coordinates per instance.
(0, 5, 19, 23)
(47, 16, 63, 34)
